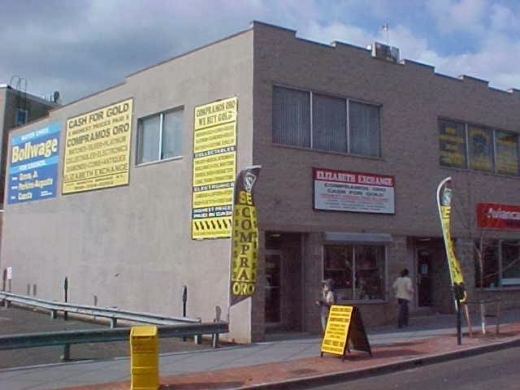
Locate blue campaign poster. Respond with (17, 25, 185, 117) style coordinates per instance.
(7, 123, 61, 204)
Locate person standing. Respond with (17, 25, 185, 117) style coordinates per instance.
(393, 268, 414, 328)
(316, 279, 336, 333)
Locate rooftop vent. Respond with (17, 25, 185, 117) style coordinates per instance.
(371, 42, 400, 63)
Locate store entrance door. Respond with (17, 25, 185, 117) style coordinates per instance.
(265, 251, 282, 324)
(416, 248, 433, 307)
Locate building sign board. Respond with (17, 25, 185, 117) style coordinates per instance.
(477, 203, 520, 230)
(8, 122, 60, 204)
(192, 97, 237, 239)
(62, 99, 133, 194)
(313, 168, 395, 214)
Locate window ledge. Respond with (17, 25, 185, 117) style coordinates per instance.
(271, 143, 384, 161)
(136, 156, 183, 168)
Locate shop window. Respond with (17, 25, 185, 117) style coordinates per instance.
(272, 86, 381, 157)
(137, 108, 183, 164)
(324, 244, 386, 301)
(475, 240, 520, 288)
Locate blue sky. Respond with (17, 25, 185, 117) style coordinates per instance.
(1, 0, 519, 103)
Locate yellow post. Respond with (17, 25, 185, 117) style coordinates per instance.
(130, 325, 159, 390)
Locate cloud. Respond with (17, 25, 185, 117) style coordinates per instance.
(0, 0, 518, 103)
(427, 0, 487, 34)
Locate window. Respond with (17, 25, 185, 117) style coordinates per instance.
(324, 244, 386, 301)
(272, 86, 381, 157)
(468, 125, 493, 172)
(349, 101, 381, 157)
(272, 87, 310, 147)
(495, 131, 519, 175)
(439, 118, 519, 176)
(15, 108, 28, 126)
(439, 119, 467, 168)
(137, 109, 183, 164)
(475, 240, 520, 288)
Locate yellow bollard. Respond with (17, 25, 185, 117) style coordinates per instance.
(130, 325, 159, 390)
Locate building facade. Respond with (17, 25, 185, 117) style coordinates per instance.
(2, 22, 520, 343)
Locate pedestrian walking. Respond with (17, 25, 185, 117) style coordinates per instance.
(392, 268, 414, 328)
(316, 278, 336, 333)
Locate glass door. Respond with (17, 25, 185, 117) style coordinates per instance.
(265, 252, 281, 324)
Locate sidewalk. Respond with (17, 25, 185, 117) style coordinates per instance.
(1, 310, 520, 390)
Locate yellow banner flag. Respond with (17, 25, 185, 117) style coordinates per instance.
(229, 165, 261, 307)
(436, 177, 467, 303)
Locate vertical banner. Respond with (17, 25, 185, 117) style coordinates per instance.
(229, 165, 261, 307)
(436, 177, 467, 303)
(192, 97, 237, 239)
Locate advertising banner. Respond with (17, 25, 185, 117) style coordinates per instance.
(436, 177, 466, 302)
(477, 203, 520, 230)
(62, 99, 133, 194)
(313, 168, 395, 214)
(7, 122, 61, 204)
(320, 305, 371, 360)
(192, 97, 237, 239)
(229, 165, 261, 307)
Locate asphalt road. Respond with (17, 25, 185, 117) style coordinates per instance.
(311, 346, 520, 390)
(0, 305, 217, 369)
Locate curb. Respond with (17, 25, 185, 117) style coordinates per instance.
(244, 335, 520, 389)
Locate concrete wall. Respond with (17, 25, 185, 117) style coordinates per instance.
(1, 29, 255, 342)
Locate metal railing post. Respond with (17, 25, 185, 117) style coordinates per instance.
(63, 277, 68, 321)
(182, 285, 187, 341)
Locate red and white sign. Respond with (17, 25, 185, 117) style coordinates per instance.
(477, 203, 520, 230)
(313, 168, 395, 214)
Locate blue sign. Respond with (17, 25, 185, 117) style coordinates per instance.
(7, 123, 61, 204)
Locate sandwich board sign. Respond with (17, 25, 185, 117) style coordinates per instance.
(320, 305, 372, 360)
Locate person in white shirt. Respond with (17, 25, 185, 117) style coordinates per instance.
(392, 268, 414, 328)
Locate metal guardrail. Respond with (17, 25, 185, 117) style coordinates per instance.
(0, 291, 201, 327)
(0, 322, 229, 355)
(0, 292, 229, 361)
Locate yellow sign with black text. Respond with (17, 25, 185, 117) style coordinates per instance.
(63, 99, 133, 194)
(320, 305, 371, 360)
(192, 97, 237, 240)
(229, 166, 261, 307)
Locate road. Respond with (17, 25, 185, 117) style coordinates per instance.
(311, 346, 520, 390)
(0, 305, 218, 369)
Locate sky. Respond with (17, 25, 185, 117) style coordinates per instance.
(1, 0, 519, 104)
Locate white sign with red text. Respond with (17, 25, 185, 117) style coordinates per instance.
(313, 168, 395, 214)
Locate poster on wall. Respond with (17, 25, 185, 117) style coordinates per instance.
(313, 168, 395, 214)
(62, 99, 133, 194)
(229, 165, 261, 307)
(191, 97, 237, 240)
(7, 122, 61, 204)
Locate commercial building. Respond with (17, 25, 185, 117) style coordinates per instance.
(2, 22, 520, 343)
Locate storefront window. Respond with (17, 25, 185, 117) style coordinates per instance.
(475, 240, 520, 287)
(324, 244, 385, 301)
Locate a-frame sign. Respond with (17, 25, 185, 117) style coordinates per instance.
(320, 305, 372, 361)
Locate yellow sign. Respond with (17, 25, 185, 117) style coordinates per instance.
(320, 305, 372, 360)
(63, 99, 133, 194)
(192, 97, 237, 239)
(321, 305, 353, 357)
